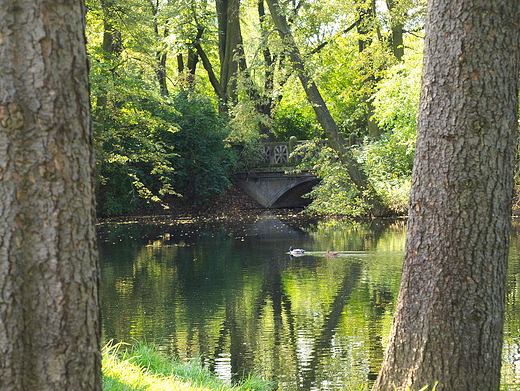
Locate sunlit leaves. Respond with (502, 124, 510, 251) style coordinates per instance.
(371, 39, 422, 145)
(293, 141, 372, 216)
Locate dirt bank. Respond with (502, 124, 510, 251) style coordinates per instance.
(97, 185, 319, 227)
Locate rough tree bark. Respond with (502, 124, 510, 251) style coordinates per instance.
(265, 0, 387, 216)
(0, 1, 101, 390)
(373, 1, 520, 390)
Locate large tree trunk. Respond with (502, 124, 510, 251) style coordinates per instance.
(0, 1, 101, 390)
(373, 1, 520, 390)
(265, 0, 387, 216)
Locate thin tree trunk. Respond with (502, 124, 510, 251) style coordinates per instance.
(0, 1, 101, 390)
(216, 0, 244, 111)
(373, 1, 520, 390)
(386, 0, 404, 61)
(184, 27, 204, 88)
(150, 0, 169, 96)
(95, 0, 122, 138)
(356, 0, 381, 139)
(156, 51, 169, 96)
(390, 23, 404, 60)
(265, 0, 387, 216)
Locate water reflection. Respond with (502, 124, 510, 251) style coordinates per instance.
(98, 216, 520, 390)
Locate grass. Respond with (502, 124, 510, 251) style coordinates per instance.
(102, 342, 274, 391)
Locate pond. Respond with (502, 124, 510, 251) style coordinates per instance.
(98, 213, 520, 390)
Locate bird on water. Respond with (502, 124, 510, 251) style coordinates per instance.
(289, 246, 305, 255)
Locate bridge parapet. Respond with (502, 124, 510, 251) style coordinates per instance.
(236, 137, 306, 168)
(256, 138, 304, 165)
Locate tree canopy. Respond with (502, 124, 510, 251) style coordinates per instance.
(85, 0, 429, 216)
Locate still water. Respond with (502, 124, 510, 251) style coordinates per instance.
(98, 213, 520, 390)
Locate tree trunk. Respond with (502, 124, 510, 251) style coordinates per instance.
(156, 51, 169, 96)
(149, 0, 169, 96)
(0, 1, 101, 390)
(265, 0, 387, 216)
(95, 0, 122, 138)
(216, 0, 245, 113)
(356, 0, 382, 139)
(385, 0, 404, 61)
(373, 1, 520, 390)
(257, 0, 277, 142)
(184, 27, 204, 88)
(390, 23, 404, 60)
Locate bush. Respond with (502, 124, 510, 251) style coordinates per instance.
(95, 84, 235, 216)
(273, 105, 321, 141)
(95, 90, 179, 216)
(292, 140, 412, 217)
(292, 141, 371, 217)
(163, 91, 235, 206)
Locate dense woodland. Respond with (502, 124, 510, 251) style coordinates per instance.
(1, 1, 517, 390)
(86, 0, 427, 217)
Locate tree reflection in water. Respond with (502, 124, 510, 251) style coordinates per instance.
(98, 217, 520, 390)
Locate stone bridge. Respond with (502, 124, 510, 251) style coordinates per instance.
(234, 140, 320, 208)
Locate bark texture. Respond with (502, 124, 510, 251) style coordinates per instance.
(373, 1, 519, 390)
(0, 1, 101, 390)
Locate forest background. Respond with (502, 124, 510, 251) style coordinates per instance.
(87, 0, 441, 218)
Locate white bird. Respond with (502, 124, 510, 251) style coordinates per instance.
(289, 246, 305, 256)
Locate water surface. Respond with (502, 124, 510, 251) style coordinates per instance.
(98, 213, 520, 390)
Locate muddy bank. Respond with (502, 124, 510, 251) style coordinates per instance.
(96, 185, 319, 228)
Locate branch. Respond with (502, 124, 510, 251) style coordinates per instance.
(306, 20, 359, 57)
(193, 43, 226, 101)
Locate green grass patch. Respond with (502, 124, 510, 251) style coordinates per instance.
(102, 342, 274, 391)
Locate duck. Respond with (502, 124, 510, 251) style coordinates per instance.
(326, 250, 339, 257)
(289, 246, 305, 256)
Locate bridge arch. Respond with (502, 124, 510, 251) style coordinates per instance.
(235, 170, 320, 208)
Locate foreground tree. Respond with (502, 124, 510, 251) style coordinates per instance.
(0, 1, 101, 390)
(373, 1, 519, 390)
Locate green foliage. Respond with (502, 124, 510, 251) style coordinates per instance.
(318, 37, 398, 137)
(292, 64, 422, 221)
(273, 104, 321, 141)
(90, 47, 234, 215)
(85, 0, 427, 217)
(227, 99, 270, 144)
(371, 41, 423, 152)
(293, 142, 371, 217)
(95, 87, 235, 216)
(93, 69, 180, 216)
(87, 0, 237, 216)
(164, 91, 235, 206)
(358, 41, 423, 214)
